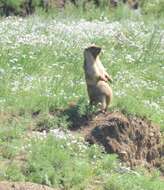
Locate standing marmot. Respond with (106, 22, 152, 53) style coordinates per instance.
(83, 45, 113, 112)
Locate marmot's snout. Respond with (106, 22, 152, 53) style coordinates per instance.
(94, 46, 101, 55)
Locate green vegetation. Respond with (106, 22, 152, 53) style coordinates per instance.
(0, 117, 163, 189)
(0, 0, 164, 18)
(0, 1, 164, 189)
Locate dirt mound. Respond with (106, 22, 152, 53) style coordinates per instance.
(76, 112, 163, 168)
(0, 182, 55, 190)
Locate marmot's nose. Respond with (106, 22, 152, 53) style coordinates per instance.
(95, 47, 102, 54)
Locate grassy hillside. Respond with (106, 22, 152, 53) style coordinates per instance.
(0, 4, 164, 190)
(0, 12, 163, 126)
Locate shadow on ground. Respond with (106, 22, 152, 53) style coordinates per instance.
(56, 106, 163, 171)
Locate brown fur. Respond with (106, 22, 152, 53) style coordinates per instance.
(83, 45, 113, 112)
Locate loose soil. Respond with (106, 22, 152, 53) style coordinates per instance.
(69, 111, 163, 169)
(0, 182, 55, 190)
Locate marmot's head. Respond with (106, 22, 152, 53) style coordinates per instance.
(84, 45, 102, 59)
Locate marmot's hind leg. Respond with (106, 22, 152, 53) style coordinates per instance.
(105, 94, 112, 111)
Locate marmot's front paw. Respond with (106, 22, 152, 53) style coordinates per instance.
(99, 75, 108, 82)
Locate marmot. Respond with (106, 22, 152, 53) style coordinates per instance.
(83, 45, 113, 112)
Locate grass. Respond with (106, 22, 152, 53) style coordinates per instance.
(0, 3, 164, 190)
(104, 173, 164, 190)
(0, 14, 163, 126)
